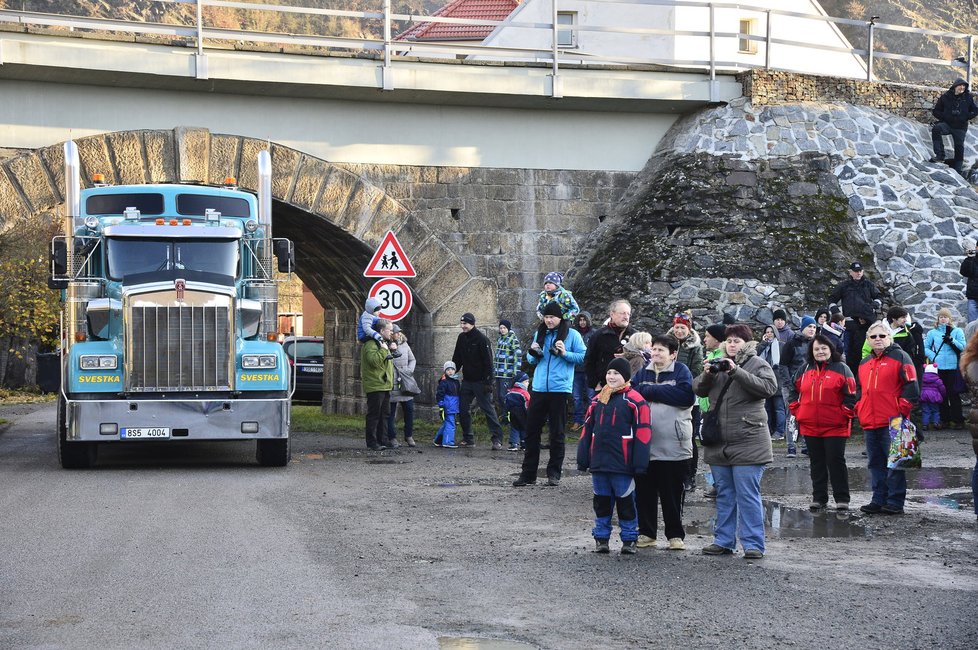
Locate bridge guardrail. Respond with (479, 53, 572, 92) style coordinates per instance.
(0, 0, 972, 95)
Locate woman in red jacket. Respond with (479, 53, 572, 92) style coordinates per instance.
(789, 334, 857, 511)
(855, 321, 920, 515)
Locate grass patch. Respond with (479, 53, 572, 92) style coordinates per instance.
(292, 405, 442, 436)
(0, 388, 57, 405)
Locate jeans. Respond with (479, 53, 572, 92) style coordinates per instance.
(387, 399, 414, 441)
(572, 372, 591, 425)
(710, 464, 766, 553)
(864, 426, 907, 508)
(635, 460, 687, 540)
(968, 299, 978, 324)
(459, 381, 503, 444)
(766, 393, 786, 438)
(805, 435, 850, 505)
(364, 391, 390, 448)
(591, 472, 638, 542)
(932, 122, 967, 172)
(921, 402, 941, 426)
(519, 391, 568, 482)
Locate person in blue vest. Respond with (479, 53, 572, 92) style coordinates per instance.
(513, 301, 587, 487)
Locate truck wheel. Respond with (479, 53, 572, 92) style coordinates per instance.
(256, 438, 290, 467)
(57, 396, 97, 469)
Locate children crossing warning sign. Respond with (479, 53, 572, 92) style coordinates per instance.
(363, 230, 416, 278)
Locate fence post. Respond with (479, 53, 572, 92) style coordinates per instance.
(969, 35, 975, 89)
(709, 3, 717, 101)
(550, 0, 562, 98)
(382, 0, 393, 90)
(866, 19, 875, 82)
(764, 10, 771, 70)
(195, 0, 207, 79)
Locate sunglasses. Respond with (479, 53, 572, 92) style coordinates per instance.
(867, 334, 888, 340)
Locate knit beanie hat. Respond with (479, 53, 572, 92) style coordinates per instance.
(673, 311, 693, 328)
(706, 324, 727, 341)
(444, 361, 456, 371)
(499, 319, 512, 331)
(514, 371, 529, 385)
(773, 309, 787, 321)
(543, 271, 563, 288)
(460, 312, 476, 325)
(800, 315, 817, 330)
(542, 301, 563, 318)
(724, 324, 753, 342)
(924, 364, 938, 374)
(607, 357, 632, 383)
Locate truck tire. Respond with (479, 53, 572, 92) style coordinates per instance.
(57, 395, 97, 469)
(256, 437, 290, 467)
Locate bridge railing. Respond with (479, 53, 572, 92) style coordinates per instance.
(0, 0, 973, 94)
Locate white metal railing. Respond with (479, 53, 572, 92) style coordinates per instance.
(0, 0, 973, 94)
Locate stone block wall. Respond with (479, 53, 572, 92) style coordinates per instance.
(739, 69, 941, 124)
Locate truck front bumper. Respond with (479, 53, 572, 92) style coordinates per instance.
(66, 397, 290, 441)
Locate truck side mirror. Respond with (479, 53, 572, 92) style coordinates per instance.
(274, 239, 294, 273)
(48, 240, 68, 290)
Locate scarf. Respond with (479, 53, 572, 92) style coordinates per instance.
(597, 381, 631, 404)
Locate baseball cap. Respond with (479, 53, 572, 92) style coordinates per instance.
(850, 262, 863, 271)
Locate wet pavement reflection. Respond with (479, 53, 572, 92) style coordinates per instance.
(438, 637, 537, 650)
(762, 465, 974, 493)
(687, 500, 870, 538)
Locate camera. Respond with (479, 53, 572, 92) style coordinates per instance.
(707, 358, 732, 373)
(968, 249, 976, 257)
(550, 345, 561, 356)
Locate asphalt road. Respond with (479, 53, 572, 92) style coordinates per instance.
(1, 402, 977, 649)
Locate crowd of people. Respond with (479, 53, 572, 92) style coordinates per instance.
(357, 260, 978, 557)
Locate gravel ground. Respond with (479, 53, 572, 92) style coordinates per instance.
(1, 401, 976, 649)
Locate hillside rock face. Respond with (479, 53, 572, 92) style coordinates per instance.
(570, 97, 978, 330)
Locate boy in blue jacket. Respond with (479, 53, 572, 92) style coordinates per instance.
(434, 361, 460, 448)
(504, 371, 531, 451)
(577, 358, 652, 555)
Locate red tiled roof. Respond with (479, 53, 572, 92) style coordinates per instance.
(395, 0, 520, 42)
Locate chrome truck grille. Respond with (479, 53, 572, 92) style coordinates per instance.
(126, 290, 233, 392)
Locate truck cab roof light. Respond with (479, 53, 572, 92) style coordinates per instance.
(169, 219, 178, 226)
(74, 332, 87, 342)
(266, 332, 279, 342)
(155, 218, 165, 225)
(182, 219, 192, 226)
(223, 176, 237, 188)
(92, 173, 106, 187)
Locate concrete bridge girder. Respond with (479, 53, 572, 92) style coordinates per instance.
(0, 127, 494, 412)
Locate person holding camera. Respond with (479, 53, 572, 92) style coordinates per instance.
(693, 324, 778, 559)
(929, 78, 978, 175)
(924, 308, 967, 429)
(959, 242, 978, 324)
(514, 301, 587, 487)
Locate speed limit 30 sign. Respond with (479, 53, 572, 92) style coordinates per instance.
(368, 278, 413, 322)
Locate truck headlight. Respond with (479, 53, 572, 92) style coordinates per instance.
(80, 355, 118, 370)
(242, 354, 277, 369)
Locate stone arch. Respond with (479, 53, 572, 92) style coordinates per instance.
(0, 127, 498, 413)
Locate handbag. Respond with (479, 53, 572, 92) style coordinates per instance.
(700, 375, 733, 447)
(887, 415, 922, 469)
(396, 369, 421, 396)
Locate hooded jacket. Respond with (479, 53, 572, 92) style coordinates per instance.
(632, 359, 694, 462)
(494, 330, 523, 379)
(360, 338, 394, 394)
(573, 311, 595, 376)
(920, 370, 946, 404)
(828, 276, 881, 322)
(924, 324, 966, 371)
(526, 326, 586, 393)
(577, 385, 652, 475)
(788, 360, 857, 438)
(357, 297, 384, 343)
(667, 327, 704, 378)
(932, 79, 978, 130)
(855, 344, 920, 430)
(693, 341, 777, 466)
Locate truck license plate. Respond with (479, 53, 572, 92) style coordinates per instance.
(303, 367, 323, 374)
(121, 427, 170, 439)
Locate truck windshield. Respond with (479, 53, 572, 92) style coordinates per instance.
(106, 238, 239, 281)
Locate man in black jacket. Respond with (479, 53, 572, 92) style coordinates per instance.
(452, 312, 504, 449)
(930, 78, 978, 175)
(829, 261, 882, 378)
(960, 241, 978, 324)
(583, 299, 635, 391)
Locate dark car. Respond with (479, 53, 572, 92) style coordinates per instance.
(282, 336, 324, 401)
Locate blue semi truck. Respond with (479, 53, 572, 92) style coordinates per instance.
(49, 142, 295, 468)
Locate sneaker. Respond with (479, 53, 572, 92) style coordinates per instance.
(809, 501, 827, 512)
(512, 477, 536, 487)
(594, 538, 610, 554)
(683, 477, 695, 492)
(458, 440, 473, 448)
(701, 543, 733, 556)
(703, 486, 717, 499)
(443, 443, 458, 449)
(836, 502, 850, 511)
(786, 452, 797, 458)
(636, 535, 657, 548)
(406, 437, 416, 447)
(929, 155, 943, 163)
(881, 505, 904, 515)
(432, 441, 443, 447)
(771, 434, 785, 441)
(620, 540, 637, 555)
(860, 502, 883, 514)
(667, 538, 686, 551)
(547, 476, 561, 487)
(491, 441, 503, 451)
(507, 444, 519, 452)
(743, 548, 764, 559)
(367, 443, 386, 451)
(387, 439, 400, 449)
(801, 448, 809, 456)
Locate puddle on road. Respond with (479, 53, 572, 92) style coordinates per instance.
(687, 501, 870, 538)
(763, 466, 974, 493)
(909, 491, 975, 511)
(438, 637, 537, 650)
